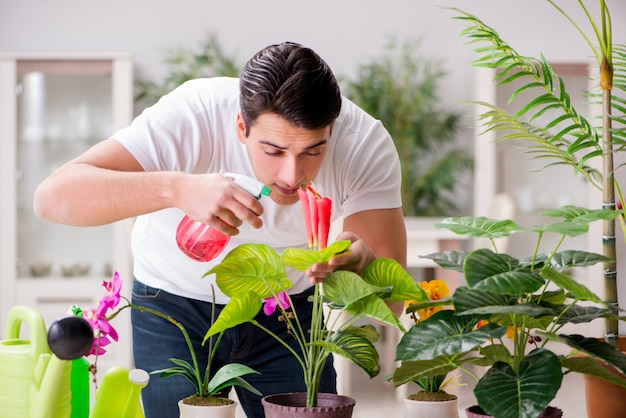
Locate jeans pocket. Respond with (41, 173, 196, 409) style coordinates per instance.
(131, 279, 162, 302)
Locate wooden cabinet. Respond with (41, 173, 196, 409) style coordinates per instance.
(0, 54, 135, 371)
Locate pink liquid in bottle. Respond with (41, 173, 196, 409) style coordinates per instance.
(176, 215, 230, 262)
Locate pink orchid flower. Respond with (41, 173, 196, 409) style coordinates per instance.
(297, 186, 332, 250)
(100, 271, 122, 310)
(86, 334, 112, 356)
(81, 272, 122, 356)
(263, 291, 291, 316)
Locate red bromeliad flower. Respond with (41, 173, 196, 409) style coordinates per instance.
(297, 185, 332, 250)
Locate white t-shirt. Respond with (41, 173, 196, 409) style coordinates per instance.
(113, 77, 401, 304)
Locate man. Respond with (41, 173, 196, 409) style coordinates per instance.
(34, 41, 406, 417)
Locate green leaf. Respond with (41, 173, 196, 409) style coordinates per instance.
(204, 292, 262, 341)
(435, 216, 521, 239)
(282, 240, 351, 271)
(464, 249, 544, 293)
(318, 325, 381, 378)
(420, 250, 468, 272)
(391, 357, 460, 387)
(453, 287, 553, 317)
(540, 206, 622, 223)
(344, 294, 404, 330)
(207, 363, 261, 396)
(362, 258, 429, 302)
(561, 356, 626, 389)
(395, 310, 506, 361)
(554, 334, 626, 375)
(549, 250, 613, 271)
(541, 268, 602, 303)
(206, 244, 291, 298)
(475, 349, 563, 418)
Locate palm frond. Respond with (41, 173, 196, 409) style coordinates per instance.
(451, 8, 603, 185)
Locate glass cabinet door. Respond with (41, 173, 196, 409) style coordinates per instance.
(16, 60, 116, 280)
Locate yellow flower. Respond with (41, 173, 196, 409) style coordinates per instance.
(409, 279, 450, 321)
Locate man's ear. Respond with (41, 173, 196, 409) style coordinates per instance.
(236, 113, 247, 144)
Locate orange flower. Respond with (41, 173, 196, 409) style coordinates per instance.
(474, 319, 489, 330)
(414, 279, 450, 321)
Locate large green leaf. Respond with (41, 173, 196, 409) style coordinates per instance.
(561, 356, 626, 389)
(207, 363, 262, 396)
(323, 270, 389, 306)
(552, 334, 626, 375)
(281, 240, 351, 271)
(435, 216, 521, 239)
(548, 250, 613, 271)
(391, 357, 461, 387)
(317, 325, 381, 378)
(540, 206, 622, 223)
(362, 258, 429, 302)
(203, 292, 262, 340)
(453, 287, 553, 317)
(540, 267, 603, 303)
(344, 294, 404, 330)
(475, 349, 563, 418)
(464, 249, 544, 293)
(395, 310, 506, 361)
(420, 250, 468, 272)
(206, 244, 290, 298)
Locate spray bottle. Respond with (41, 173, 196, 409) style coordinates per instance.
(176, 172, 271, 262)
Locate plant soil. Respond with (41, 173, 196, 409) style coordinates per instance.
(182, 394, 234, 406)
(408, 391, 458, 402)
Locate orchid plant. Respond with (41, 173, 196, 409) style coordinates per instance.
(76, 272, 261, 406)
(204, 185, 428, 407)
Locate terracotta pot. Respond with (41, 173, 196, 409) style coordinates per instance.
(178, 399, 236, 418)
(465, 405, 562, 418)
(403, 395, 459, 418)
(584, 336, 626, 418)
(261, 392, 355, 418)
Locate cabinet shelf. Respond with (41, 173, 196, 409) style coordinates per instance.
(0, 54, 134, 371)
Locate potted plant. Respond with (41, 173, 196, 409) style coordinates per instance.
(204, 186, 428, 417)
(342, 37, 473, 217)
(393, 279, 461, 418)
(451, 1, 626, 416)
(392, 208, 626, 418)
(77, 272, 262, 418)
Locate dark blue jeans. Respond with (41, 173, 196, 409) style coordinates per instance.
(131, 280, 337, 418)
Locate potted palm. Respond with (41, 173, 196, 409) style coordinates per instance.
(78, 272, 262, 418)
(389, 3, 626, 417)
(204, 186, 428, 417)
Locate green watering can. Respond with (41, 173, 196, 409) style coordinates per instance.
(0, 306, 93, 418)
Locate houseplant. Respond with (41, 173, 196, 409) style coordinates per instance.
(203, 186, 428, 415)
(395, 279, 461, 418)
(392, 209, 626, 418)
(434, 0, 626, 418)
(342, 37, 473, 216)
(78, 271, 262, 417)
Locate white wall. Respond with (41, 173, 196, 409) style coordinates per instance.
(3, 0, 624, 104)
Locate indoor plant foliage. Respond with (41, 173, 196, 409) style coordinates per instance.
(78, 272, 261, 408)
(397, 279, 459, 403)
(450, 1, 626, 341)
(204, 186, 428, 408)
(342, 38, 473, 216)
(393, 208, 626, 418)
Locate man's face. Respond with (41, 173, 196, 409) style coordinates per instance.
(237, 112, 331, 206)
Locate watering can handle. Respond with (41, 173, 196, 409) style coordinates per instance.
(5, 305, 49, 356)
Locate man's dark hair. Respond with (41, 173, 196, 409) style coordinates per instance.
(239, 42, 342, 135)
